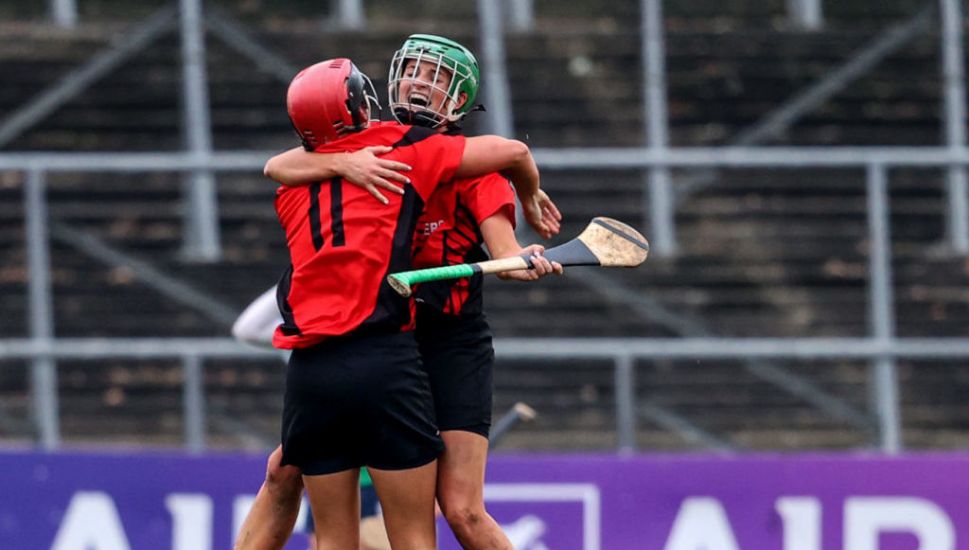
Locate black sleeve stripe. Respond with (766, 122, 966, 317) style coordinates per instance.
(391, 126, 439, 148)
(448, 226, 477, 248)
(308, 183, 324, 251)
(453, 199, 484, 250)
(330, 177, 345, 247)
(276, 265, 302, 336)
(457, 203, 485, 243)
(362, 187, 426, 327)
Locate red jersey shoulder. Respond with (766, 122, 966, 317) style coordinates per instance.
(455, 172, 516, 226)
(292, 124, 466, 202)
(391, 130, 467, 201)
(310, 124, 410, 152)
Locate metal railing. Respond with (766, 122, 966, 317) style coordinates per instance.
(11, 0, 965, 454)
(28, 1, 964, 259)
(5, 146, 969, 453)
(5, 336, 969, 453)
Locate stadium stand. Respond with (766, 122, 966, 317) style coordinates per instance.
(2, 0, 967, 451)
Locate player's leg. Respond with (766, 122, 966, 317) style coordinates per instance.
(359, 514, 392, 550)
(364, 331, 444, 549)
(417, 307, 513, 550)
(302, 468, 361, 550)
(284, 331, 442, 550)
(437, 431, 513, 550)
(233, 445, 304, 550)
(368, 461, 439, 550)
(278, 340, 372, 550)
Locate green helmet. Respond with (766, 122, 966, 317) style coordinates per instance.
(387, 34, 480, 128)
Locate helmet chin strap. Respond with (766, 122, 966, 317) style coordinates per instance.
(394, 90, 461, 129)
(393, 106, 443, 128)
(396, 100, 484, 128)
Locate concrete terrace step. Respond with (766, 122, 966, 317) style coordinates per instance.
(0, 22, 945, 150)
(0, 365, 29, 404)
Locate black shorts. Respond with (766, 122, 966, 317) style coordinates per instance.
(415, 306, 494, 438)
(280, 330, 444, 475)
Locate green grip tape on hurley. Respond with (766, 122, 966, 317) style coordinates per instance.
(387, 264, 478, 297)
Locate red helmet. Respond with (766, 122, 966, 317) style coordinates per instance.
(286, 58, 379, 149)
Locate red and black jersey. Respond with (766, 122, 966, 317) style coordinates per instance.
(411, 173, 516, 316)
(273, 123, 466, 349)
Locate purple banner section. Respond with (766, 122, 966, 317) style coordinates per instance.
(1, 450, 967, 549)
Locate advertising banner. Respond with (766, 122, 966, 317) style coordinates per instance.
(0, 450, 966, 549)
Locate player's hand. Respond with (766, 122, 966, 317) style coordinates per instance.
(342, 146, 411, 204)
(520, 190, 562, 239)
(536, 190, 562, 236)
(496, 244, 564, 282)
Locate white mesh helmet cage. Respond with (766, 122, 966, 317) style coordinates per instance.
(387, 45, 476, 128)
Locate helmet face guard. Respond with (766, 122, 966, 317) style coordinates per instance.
(287, 58, 380, 150)
(388, 34, 480, 128)
(345, 64, 381, 131)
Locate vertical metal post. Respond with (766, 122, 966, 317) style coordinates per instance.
(179, 0, 221, 261)
(939, 0, 969, 254)
(614, 355, 637, 452)
(335, 0, 365, 30)
(787, 0, 823, 31)
(506, 0, 534, 32)
(641, 0, 675, 256)
(866, 164, 901, 453)
(49, 0, 78, 28)
(479, 0, 526, 233)
(477, 0, 515, 138)
(25, 170, 60, 449)
(183, 355, 205, 453)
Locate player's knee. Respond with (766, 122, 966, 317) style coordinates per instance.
(266, 464, 301, 493)
(441, 501, 486, 535)
(264, 453, 302, 500)
(445, 506, 485, 536)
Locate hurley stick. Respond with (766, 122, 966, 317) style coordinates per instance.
(489, 402, 538, 447)
(388, 217, 649, 297)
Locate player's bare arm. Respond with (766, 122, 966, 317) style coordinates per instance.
(479, 212, 563, 282)
(456, 136, 562, 238)
(264, 145, 412, 204)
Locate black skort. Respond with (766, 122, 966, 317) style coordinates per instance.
(415, 305, 494, 438)
(280, 330, 444, 475)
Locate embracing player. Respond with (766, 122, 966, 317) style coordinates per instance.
(240, 54, 558, 549)
(234, 36, 562, 550)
